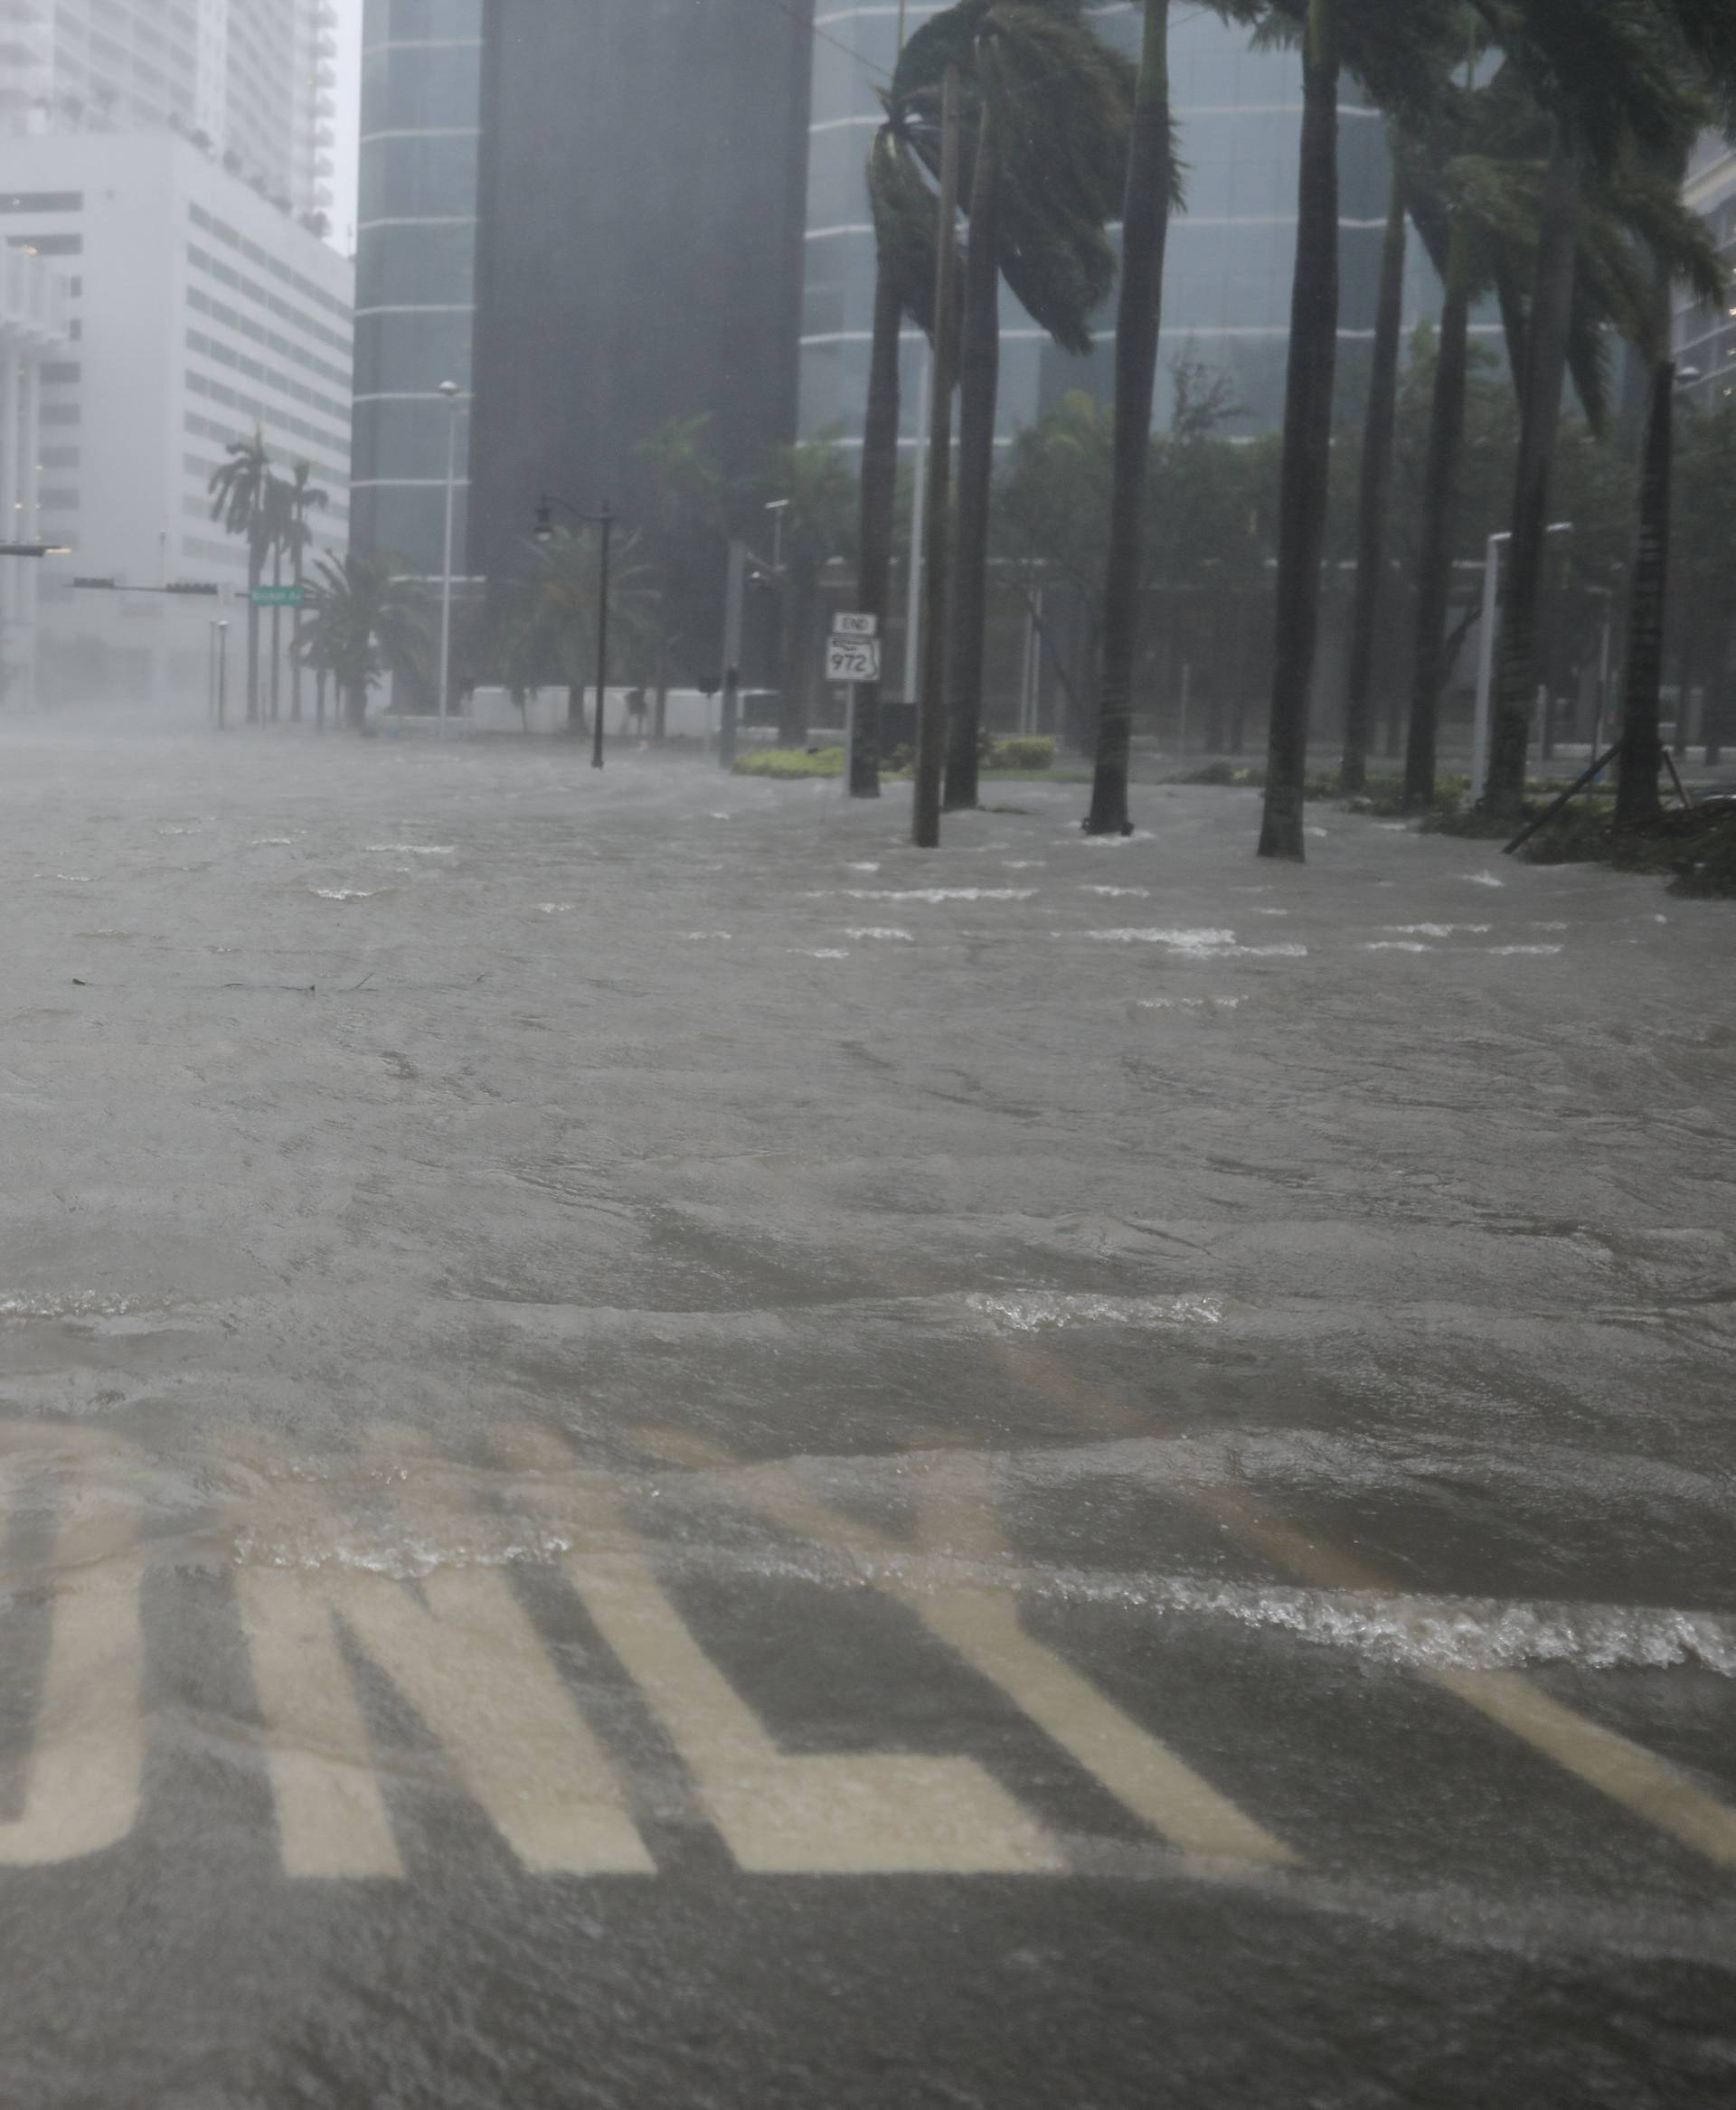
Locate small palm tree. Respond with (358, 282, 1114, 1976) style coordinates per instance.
(296, 553, 427, 730)
(208, 429, 275, 724)
(515, 524, 660, 738)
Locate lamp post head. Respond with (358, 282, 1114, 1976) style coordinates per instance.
(437, 379, 460, 401)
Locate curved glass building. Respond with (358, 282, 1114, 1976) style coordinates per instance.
(799, 2, 1443, 449)
(350, 0, 481, 575)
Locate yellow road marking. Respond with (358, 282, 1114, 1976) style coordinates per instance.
(503, 1425, 1061, 1876)
(990, 1343, 1736, 1871)
(0, 1432, 144, 1869)
(630, 1428, 1295, 1869)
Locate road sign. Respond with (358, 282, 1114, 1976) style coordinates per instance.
(251, 585, 306, 608)
(826, 634, 882, 685)
(833, 611, 878, 637)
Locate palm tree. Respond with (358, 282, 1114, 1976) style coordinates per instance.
(515, 523, 660, 738)
(896, 2, 1133, 812)
(1256, 0, 1459, 861)
(1338, 169, 1407, 796)
(633, 413, 725, 736)
(761, 439, 858, 747)
(1467, 0, 1736, 822)
(296, 553, 427, 730)
(854, 48, 947, 801)
(207, 429, 275, 724)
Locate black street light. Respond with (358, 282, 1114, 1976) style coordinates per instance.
(534, 492, 617, 769)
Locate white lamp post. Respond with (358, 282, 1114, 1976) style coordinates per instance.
(1470, 520, 1572, 803)
(437, 379, 461, 731)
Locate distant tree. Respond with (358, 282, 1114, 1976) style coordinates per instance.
(759, 439, 858, 747)
(512, 523, 660, 739)
(634, 414, 727, 734)
(296, 553, 428, 730)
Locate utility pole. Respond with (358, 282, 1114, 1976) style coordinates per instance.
(913, 61, 960, 851)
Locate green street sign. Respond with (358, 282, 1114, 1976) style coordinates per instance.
(251, 585, 306, 608)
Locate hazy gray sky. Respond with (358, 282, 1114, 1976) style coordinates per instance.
(332, 0, 362, 252)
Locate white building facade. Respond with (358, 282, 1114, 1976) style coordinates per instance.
(0, 1, 336, 222)
(0, 129, 351, 705)
(0, 241, 71, 707)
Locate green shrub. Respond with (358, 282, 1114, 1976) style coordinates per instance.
(986, 735, 1055, 772)
(731, 746, 844, 779)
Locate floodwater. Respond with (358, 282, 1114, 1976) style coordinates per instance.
(2, 719, 1733, 2106)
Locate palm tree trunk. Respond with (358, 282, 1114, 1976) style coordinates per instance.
(567, 682, 587, 738)
(853, 235, 902, 800)
(913, 61, 962, 851)
(1341, 172, 1406, 796)
(269, 542, 282, 722)
(1258, 0, 1339, 862)
(1486, 127, 1581, 823)
(1615, 343, 1674, 831)
(1403, 218, 1471, 810)
(246, 545, 262, 724)
(944, 99, 1002, 814)
(1086, 0, 1173, 837)
(291, 542, 304, 724)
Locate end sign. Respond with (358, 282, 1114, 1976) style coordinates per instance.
(826, 612, 881, 684)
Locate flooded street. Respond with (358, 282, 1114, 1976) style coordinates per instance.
(3, 721, 1733, 2106)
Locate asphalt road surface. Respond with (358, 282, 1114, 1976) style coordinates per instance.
(2, 721, 1733, 2108)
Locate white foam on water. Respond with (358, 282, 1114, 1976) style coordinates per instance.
(843, 888, 1036, 903)
(1384, 924, 1491, 937)
(1137, 995, 1247, 1011)
(846, 927, 916, 943)
(1071, 928, 1237, 949)
(1363, 942, 1433, 953)
(537, 902, 575, 915)
(1488, 944, 1563, 956)
(846, 862, 881, 873)
(966, 1290, 1225, 1333)
(1533, 921, 1569, 931)
(1464, 871, 1505, 888)
(1002, 860, 1045, 870)
(683, 930, 734, 942)
(799, 947, 851, 959)
(1081, 885, 1151, 898)
(310, 888, 380, 902)
(250, 837, 295, 848)
(367, 843, 456, 856)
(1306, 825, 1329, 838)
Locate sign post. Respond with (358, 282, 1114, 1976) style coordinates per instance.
(827, 616, 881, 791)
(251, 585, 306, 609)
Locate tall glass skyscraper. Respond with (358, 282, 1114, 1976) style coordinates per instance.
(350, 0, 482, 575)
(799, 2, 1441, 450)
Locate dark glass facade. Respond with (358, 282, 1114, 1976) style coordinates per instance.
(350, 0, 482, 575)
(464, 0, 814, 602)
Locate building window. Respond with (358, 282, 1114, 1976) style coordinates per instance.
(5, 234, 82, 257)
(42, 363, 81, 385)
(0, 192, 82, 214)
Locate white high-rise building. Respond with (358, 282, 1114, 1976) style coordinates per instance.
(0, 2, 336, 222)
(0, 128, 352, 707)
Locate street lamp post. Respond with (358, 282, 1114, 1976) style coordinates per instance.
(1470, 521, 1572, 804)
(215, 619, 230, 730)
(534, 492, 618, 768)
(437, 379, 462, 732)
